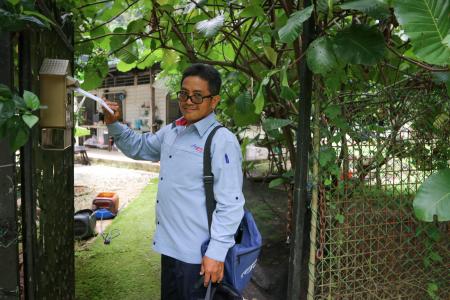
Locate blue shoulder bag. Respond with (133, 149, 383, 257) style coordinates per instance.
(201, 126, 262, 293)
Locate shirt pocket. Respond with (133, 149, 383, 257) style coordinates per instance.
(169, 143, 204, 182)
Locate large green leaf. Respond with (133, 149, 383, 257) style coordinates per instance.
(333, 24, 386, 65)
(262, 118, 293, 131)
(340, 0, 390, 19)
(117, 60, 137, 72)
(278, 5, 314, 43)
(137, 49, 164, 70)
(394, 0, 450, 66)
(81, 68, 103, 91)
(306, 36, 339, 74)
(234, 92, 259, 126)
(413, 168, 450, 222)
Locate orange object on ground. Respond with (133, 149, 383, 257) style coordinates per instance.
(92, 192, 120, 214)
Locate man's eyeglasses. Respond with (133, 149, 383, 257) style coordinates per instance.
(177, 91, 214, 104)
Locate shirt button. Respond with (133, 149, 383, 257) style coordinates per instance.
(169, 155, 172, 158)
(153, 241, 156, 245)
(157, 200, 159, 204)
(160, 177, 163, 181)
(157, 221, 160, 225)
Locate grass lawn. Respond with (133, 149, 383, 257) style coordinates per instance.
(75, 179, 160, 300)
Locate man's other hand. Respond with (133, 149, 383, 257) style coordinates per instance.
(200, 256, 224, 287)
(103, 99, 120, 125)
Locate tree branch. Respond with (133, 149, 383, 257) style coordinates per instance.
(387, 44, 450, 73)
(83, 0, 140, 33)
(77, 0, 113, 10)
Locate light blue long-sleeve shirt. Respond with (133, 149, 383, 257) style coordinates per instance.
(107, 112, 245, 264)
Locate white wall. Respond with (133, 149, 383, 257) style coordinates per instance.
(90, 79, 169, 129)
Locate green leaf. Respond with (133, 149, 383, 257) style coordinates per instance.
(22, 114, 38, 128)
(335, 214, 345, 224)
(90, 26, 111, 51)
(427, 283, 438, 299)
(340, 0, 390, 19)
(278, 5, 314, 43)
(75, 126, 91, 137)
(443, 34, 450, 47)
(0, 100, 15, 126)
(269, 178, 285, 188)
(394, 0, 450, 65)
(280, 86, 297, 100)
(254, 76, 270, 114)
(22, 10, 55, 26)
(333, 24, 386, 65)
(319, 148, 336, 166)
(6, 117, 29, 152)
(241, 5, 265, 18)
(23, 90, 40, 111)
(110, 27, 128, 49)
(429, 251, 443, 263)
(161, 49, 179, 71)
(306, 36, 339, 74)
(196, 14, 225, 37)
(127, 19, 148, 33)
(324, 105, 340, 120)
(117, 43, 139, 64)
(137, 49, 164, 69)
(117, 60, 137, 72)
(0, 84, 12, 99)
(262, 118, 293, 131)
(234, 92, 259, 126)
(81, 69, 103, 91)
(413, 168, 450, 222)
(18, 15, 47, 28)
(264, 46, 278, 66)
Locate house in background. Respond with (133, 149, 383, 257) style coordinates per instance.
(77, 65, 181, 148)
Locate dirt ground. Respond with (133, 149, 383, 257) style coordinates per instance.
(241, 179, 290, 300)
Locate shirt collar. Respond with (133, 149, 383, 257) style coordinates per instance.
(173, 112, 217, 137)
(193, 112, 217, 137)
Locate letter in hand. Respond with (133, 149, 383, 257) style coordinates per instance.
(102, 98, 121, 125)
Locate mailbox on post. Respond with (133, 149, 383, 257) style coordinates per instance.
(39, 58, 74, 150)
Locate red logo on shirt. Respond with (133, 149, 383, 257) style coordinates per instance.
(191, 144, 204, 153)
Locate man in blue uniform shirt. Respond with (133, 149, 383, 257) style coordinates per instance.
(104, 64, 245, 299)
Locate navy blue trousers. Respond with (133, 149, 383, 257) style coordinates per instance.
(161, 255, 207, 300)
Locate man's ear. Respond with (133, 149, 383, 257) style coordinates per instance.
(211, 95, 221, 109)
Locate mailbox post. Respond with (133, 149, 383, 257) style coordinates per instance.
(39, 58, 74, 150)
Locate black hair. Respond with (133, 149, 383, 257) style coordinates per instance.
(181, 63, 221, 96)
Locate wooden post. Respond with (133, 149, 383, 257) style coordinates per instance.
(150, 69, 156, 132)
(287, 0, 315, 299)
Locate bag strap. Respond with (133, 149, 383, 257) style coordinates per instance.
(203, 125, 224, 233)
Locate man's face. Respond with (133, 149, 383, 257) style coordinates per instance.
(179, 76, 220, 124)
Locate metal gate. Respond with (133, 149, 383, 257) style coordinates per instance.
(0, 2, 75, 299)
(309, 88, 450, 299)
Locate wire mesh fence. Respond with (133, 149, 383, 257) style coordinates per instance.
(310, 89, 450, 299)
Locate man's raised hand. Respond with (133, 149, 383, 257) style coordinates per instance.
(102, 99, 121, 125)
